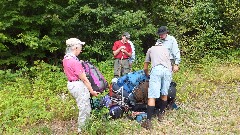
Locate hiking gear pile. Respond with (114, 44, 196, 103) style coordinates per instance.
(87, 68, 179, 120)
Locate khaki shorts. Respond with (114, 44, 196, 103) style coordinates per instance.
(148, 65, 172, 98)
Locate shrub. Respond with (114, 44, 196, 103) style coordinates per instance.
(0, 61, 77, 134)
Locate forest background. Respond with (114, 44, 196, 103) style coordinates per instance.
(0, 0, 240, 134)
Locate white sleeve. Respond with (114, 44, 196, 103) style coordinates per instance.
(129, 41, 135, 60)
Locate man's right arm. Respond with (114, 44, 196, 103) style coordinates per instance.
(171, 37, 181, 65)
(144, 62, 150, 77)
(144, 49, 151, 77)
(113, 48, 121, 56)
(171, 37, 180, 72)
(113, 45, 125, 56)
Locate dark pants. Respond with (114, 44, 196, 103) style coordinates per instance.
(114, 59, 130, 77)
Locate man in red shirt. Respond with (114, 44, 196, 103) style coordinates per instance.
(112, 32, 132, 77)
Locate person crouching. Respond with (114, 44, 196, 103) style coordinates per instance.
(141, 40, 172, 130)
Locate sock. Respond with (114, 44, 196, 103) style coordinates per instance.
(155, 98, 161, 109)
(159, 100, 167, 114)
(147, 105, 155, 120)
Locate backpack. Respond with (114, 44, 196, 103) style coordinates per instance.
(111, 82, 135, 106)
(109, 105, 124, 119)
(117, 70, 149, 93)
(132, 81, 149, 104)
(135, 113, 147, 123)
(82, 61, 108, 93)
(90, 94, 112, 109)
(167, 82, 177, 100)
(132, 81, 177, 104)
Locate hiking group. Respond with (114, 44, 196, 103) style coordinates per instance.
(62, 26, 181, 133)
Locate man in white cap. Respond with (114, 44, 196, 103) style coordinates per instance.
(62, 38, 98, 133)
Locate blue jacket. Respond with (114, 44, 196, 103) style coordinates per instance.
(156, 35, 181, 65)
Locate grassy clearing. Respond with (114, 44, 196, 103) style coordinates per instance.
(1, 58, 240, 135)
(85, 60, 240, 134)
(149, 84, 240, 135)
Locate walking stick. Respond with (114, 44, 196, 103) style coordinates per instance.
(118, 51, 124, 77)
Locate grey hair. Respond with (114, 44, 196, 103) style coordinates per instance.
(65, 44, 81, 54)
(65, 38, 85, 54)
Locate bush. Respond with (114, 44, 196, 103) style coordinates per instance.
(0, 61, 77, 134)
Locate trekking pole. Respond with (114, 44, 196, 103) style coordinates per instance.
(119, 50, 124, 106)
(118, 51, 124, 77)
(121, 85, 124, 106)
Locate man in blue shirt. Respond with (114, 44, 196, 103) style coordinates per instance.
(154, 26, 181, 122)
(156, 26, 181, 72)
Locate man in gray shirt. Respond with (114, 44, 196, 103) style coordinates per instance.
(141, 40, 172, 130)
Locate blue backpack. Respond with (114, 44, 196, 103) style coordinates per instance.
(117, 70, 149, 93)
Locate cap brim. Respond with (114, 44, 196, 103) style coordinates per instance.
(157, 31, 168, 35)
(80, 41, 85, 45)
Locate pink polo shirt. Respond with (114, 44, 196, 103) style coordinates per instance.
(63, 57, 85, 81)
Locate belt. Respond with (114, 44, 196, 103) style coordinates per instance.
(68, 79, 80, 82)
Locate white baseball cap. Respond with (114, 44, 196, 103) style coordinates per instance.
(66, 38, 85, 47)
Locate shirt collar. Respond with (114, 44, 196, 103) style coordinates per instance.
(121, 39, 128, 44)
(64, 53, 79, 61)
(163, 34, 169, 41)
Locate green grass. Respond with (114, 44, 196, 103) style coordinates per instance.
(0, 57, 240, 134)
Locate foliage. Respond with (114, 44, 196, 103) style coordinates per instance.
(0, 61, 76, 134)
(1, 0, 240, 134)
(151, 0, 240, 62)
(0, 0, 69, 69)
(0, 0, 155, 69)
(173, 56, 240, 103)
(1, 0, 239, 69)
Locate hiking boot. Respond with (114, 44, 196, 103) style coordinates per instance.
(157, 112, 165, 122)
(166, 99, 176, 110)
(141, 119, 152, 130)
(166, 103, 173, 110)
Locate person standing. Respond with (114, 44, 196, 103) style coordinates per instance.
(157, 26, 181, 72)
(141, 40, 172, 130)
(62, 38, 98, 133)
(155, 26, 181, 113)
(112, 32, 132, 77)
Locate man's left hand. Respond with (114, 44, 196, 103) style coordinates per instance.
(173, 65, 179, 72)
(121, 49, 127, 53)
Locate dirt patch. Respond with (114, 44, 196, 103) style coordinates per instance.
(49, 119, 77, 135)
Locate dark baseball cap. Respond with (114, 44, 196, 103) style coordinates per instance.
(157, 26, 169, 35)
(123, 32, 130, 39)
